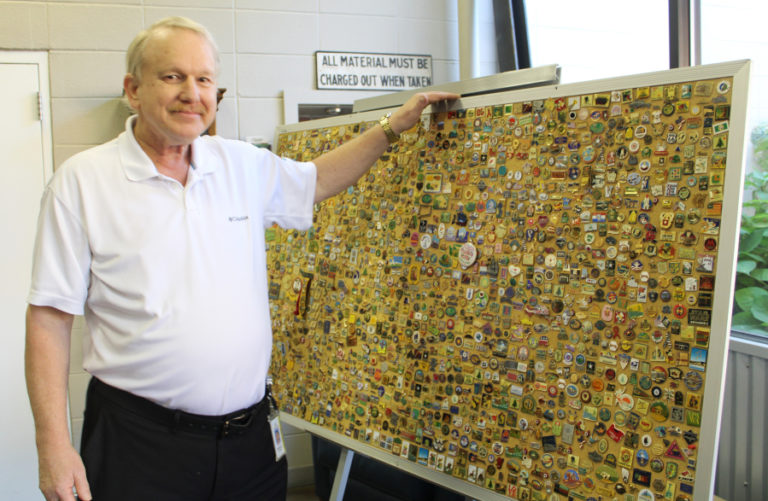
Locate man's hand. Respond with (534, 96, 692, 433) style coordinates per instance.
(37, 442, 91, 501)
(313, 90, 459, 202)
(389, 91, 460, 135)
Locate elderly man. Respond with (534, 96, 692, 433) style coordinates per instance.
(26, 16, 458, 501)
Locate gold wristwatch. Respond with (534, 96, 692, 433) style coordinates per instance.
(379, 113, 400, 144)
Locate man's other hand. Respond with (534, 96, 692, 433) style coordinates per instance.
(38, 442, 92, 501)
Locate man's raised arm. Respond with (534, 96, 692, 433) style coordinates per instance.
(312, 91, 459, 203)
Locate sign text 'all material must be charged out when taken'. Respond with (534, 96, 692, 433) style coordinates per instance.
(316, 51, 433, 91)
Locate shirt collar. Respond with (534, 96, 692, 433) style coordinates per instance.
(119, 115, 218, 182)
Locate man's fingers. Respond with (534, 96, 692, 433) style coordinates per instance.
(420, 91, 461, 106)
(49, 486, 76, 501)
(391, 92, 461, 134)
(74, 470, 92, 501)
(431, 91, 461, 101)
(42, 471, 91, 501)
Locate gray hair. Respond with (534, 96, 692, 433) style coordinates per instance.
(126, 16, 220, 83)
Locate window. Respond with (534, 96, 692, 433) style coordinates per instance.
(701, 0, 768, 337)
(526, 0, 669, 84)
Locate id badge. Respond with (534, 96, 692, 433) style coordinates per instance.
(269, 411, 286, 461)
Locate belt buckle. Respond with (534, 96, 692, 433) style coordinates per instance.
(222, 411, 253, 437)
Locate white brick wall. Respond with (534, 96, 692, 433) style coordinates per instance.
(48, 4, 143, 51)
(0, 3, 49, 48)
(1, 0, 475, 489)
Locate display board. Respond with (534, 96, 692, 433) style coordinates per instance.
(268, 60, 750, 501)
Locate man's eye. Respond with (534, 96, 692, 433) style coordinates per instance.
(164, 74, 181, 81)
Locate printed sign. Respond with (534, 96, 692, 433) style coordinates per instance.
(316, 51, 433, 91)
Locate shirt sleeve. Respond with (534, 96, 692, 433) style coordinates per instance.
(27, 182, 91, 315)
(251, 146, 317, 230)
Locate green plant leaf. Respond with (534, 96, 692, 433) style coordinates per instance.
(732, 323, 768, 338)
(737, 260, 757, 274)
(732, 311, 764, 329)
(752, 268, 768, 281)
(734, 287, 768, 312)
(752, 295, 768, 323)
(736, 275, 762, 291)
(741, 251, 768, 264)
(739, 230, 765, 253)
(752, 214, 768, 228)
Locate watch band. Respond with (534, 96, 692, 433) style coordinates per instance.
(379, 113, 400, 144)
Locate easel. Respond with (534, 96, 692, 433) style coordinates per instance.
(281, 413, 506, 501)
(328, 448, 355, 501)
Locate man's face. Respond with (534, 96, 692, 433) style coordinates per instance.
(125, 28, 218, 148)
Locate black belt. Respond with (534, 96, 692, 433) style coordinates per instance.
(90, 377, 270, 438)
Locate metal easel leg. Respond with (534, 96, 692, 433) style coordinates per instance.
(329, 448, 354, 501)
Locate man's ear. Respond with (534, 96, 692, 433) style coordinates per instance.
(123, 73, 140, 110)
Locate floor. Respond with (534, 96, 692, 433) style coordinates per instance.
(286, 484, 321, 501)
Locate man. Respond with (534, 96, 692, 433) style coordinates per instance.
(25, 16, 458, 501)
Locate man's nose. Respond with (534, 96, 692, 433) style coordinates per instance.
(179, 78, 201, 100)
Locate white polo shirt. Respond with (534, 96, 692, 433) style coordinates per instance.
(28, 116, 316, 415)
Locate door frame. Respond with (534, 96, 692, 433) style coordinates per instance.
(1, 51, 54, 182)
(0, 50, 55, 499)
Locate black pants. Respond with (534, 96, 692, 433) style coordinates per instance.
(80, 378, 287, 501)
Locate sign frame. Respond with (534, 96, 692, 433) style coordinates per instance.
(315, 50, 433, 91)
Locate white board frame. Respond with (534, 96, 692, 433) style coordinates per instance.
(352, 64, 561, 113)
(273, 59, 751, 501)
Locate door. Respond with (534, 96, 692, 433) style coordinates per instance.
(0, 52, 54, 499)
